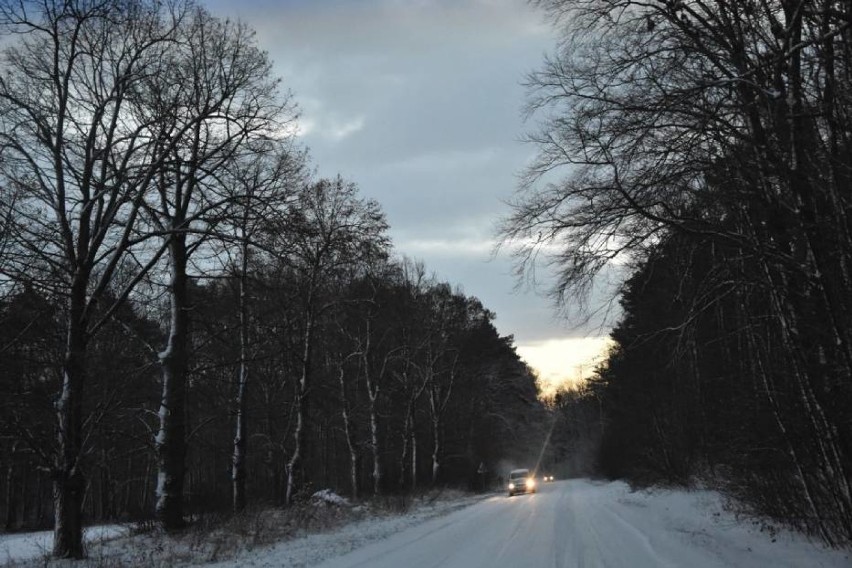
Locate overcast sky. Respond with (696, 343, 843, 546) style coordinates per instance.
(201, 0, 614, 389)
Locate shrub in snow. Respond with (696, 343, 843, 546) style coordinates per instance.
(311, 489, 351, 507)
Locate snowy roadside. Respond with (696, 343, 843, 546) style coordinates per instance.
(199, 491, 487, 568)
(3, 481, 849, 567)
(586, 480, 850, 568)
(0, 489, 488, 568)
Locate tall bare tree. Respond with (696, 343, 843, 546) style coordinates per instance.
(0, 0, 188, 557)
(136, 6, 294, 530)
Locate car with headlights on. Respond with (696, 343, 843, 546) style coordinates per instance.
(507, 468, 536, 496)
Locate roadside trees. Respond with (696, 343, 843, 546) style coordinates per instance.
(222, 144, 306, 513)
(266, 176, 389, 505)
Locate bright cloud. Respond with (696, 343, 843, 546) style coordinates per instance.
(397, 237, 495, 257)
(327, 116, 366, 141)
(380, 147, 500, 173)
(293, 112, 365, 141)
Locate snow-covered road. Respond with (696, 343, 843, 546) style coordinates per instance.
(313, 479, 848, 568)
(3, 480, 847, 567)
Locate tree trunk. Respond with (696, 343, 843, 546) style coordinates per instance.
(427, 356, 455, 487)
(155, 235, 189, 531)
(99, 459, 109, 520)
(398, 408, 411, 489)
(360, 324, 383, 496)
(429, 389, 441, 485)
(285, 403, 303, 505)
(21, 467, 30, 529)
(431, 418, 441, 486)
(368, 391, 381, 495)
(232, 246, 250, 513)
(286, 304, 314, 505)
(399, 371, 426, 491)
(411, 424, 418, 490)
(53, 280, 88, 558)
(5, 460, 15, 531)
(338, 367, 359, 499)
(34, 470, 44, 529)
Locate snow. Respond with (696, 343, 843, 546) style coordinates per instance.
(306, 479, 850, 568)
(0, 525, 127, 565)
(311, 490, 351, 507)
(202, 493, 483, 568)
(3, 481, 849, 567)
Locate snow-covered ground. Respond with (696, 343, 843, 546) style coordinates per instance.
(0, 525, 128, 566)
(307, 479, 850, 568)
(0, 491, 483, 567)
(2, 480, 849, 567)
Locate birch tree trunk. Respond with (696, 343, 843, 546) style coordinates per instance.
(337, 365, 359, 499)
(428, 356, 456, 486)
(232, 242, 250, 513)
(398, 406, 412, 489)
(397, 368, 426, 491)
(286, 300, 314, 505)
(155, 235, 189, 531)
(362, 336, 383, 495)
(368, 391, 381, 495)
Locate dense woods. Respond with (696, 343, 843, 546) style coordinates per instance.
(505, 0, 852, 547)
(0, 0, 546, 559)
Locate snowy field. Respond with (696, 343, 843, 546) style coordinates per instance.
(1, 480, 849, 567)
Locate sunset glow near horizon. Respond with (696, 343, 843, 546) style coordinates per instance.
(516, 337, 614, 398)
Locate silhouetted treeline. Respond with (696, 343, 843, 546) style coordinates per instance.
(593, 224, 852, 546)
(0, 257, 545, 528)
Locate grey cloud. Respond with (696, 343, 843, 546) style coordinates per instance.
(199, 0, 615, 344)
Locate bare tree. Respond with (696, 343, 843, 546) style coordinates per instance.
(421, 285, 462, 485)
(391, 259, 431, 490)
(135, 6, 294, 530)
(0, 0, 187, 557)
(334, 347, 362, 499)
(223, 143, 306, 513)
(339, 292, 401, 496)
(270, 176, 389, 505)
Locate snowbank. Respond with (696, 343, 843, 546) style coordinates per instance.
(310, 490, 351, 507)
